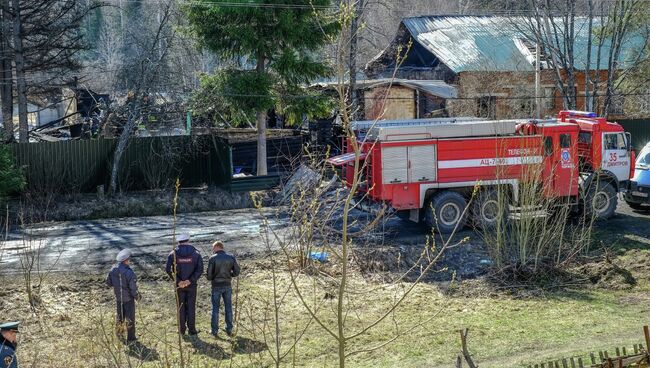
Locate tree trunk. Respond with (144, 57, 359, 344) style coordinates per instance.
(539, 5, 568, 110)
(108, 101, 141, 194)
(0, 0, 13, 141)
(566, 0, 576, 109)
(11, 0, 27, 143)
(584, 0, 594, 111)
(348, 0, 364, 120)
(256, 54, 267, 176)
(591, 2, 606, 113)
(603, 0, 633, 116)
(256, 110, 267, 176)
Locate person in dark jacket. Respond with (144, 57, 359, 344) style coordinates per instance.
(205, 241, 240, 337)
(106, 248, 140, 342)
(166, 233, 203, 336)
(0, 322, 19, 368)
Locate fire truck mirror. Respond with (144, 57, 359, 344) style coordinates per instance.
(625, 132, 632, 151)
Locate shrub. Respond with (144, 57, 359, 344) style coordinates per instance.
(0, 144, 25, 198)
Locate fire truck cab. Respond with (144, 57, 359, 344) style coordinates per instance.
(328, 111, 633, 233)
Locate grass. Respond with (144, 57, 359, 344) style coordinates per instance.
(2, 251, 649, 368)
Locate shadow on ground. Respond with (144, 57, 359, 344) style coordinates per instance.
(189, 336, 230, 360)
(231, 336, 267, 354)
(126, 341, 160, 362)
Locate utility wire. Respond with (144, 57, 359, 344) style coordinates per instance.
(107, 0, 650, 14)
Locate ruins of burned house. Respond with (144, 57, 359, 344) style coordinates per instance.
(0, 88, 114, 141)
(366, 15, 645, 119)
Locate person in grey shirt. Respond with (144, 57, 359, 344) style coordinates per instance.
(106, 248, 140, 342)
(205, 241, 240, 337)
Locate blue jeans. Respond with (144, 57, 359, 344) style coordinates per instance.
(211, 286, 233, 335)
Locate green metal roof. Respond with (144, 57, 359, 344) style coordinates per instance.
(402, 15, 646, 73)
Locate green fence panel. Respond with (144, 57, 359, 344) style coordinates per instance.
(617, 119, 650, 151)
(10, 135, 232, 194)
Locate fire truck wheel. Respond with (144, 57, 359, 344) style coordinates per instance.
(472, 189, 507, 230)
(425, 191, 468, 234)
(586, 181, 617, 219)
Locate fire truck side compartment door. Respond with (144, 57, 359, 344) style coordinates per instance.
(381, 146, 408, 184)
(408, 145, 437, 182)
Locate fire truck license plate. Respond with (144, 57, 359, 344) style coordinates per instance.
(632, 191, 648, 198)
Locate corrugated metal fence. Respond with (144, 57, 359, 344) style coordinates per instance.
(618, 119, 650, 151)
(10, 135, 232, 193)
(231, 135, 304, 174)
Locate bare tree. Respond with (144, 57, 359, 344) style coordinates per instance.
(10, 0, 27, 142)
(0, 0, 12, 141)
(347, 0, 365, 119)
(521, 0, 648, 114)
(252, 8, 469, 367)
(601, 0, 645, 114)
(242, 195, 315, 368)
(0, 0, 99, 142)
(90, 9, 124, 94)
(107, 0, 175, 194)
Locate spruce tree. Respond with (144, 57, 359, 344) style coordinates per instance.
(185, 0, 338, 175)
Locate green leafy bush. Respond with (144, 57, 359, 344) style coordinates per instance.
(0, 144, 25, 198)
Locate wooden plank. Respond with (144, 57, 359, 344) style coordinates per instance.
(614, 353, 647, 366)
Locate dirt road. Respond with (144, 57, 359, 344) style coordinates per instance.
(1, 200, 648, 276)
(0, 203, 432, 276)
(0, 208, 289, 274)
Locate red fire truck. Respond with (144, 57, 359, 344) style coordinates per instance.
(328, 111, 634, 233)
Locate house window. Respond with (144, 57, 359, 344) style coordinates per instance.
(476, 96, 496, 119)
